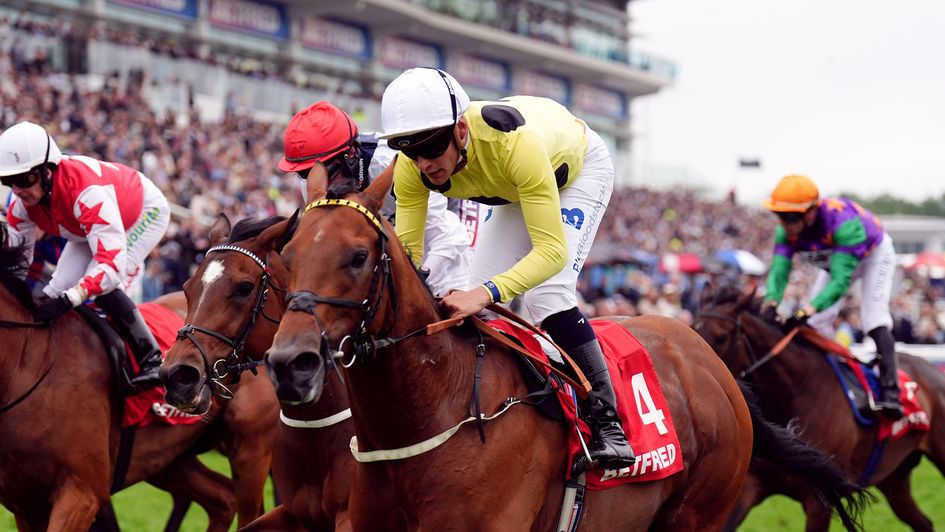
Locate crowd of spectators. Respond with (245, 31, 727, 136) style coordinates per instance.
(2, 12, 943, 346)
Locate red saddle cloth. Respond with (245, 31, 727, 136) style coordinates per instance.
(488, 319, 684, 489)
(121, 302, 202, 428)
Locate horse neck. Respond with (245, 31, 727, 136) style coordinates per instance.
(0, 288, 49, 401)
(742, 315, 823, 413)
(342, 250, 496, 450)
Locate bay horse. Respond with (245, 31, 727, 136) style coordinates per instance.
(160, 213, 357, 531)
(695, 286, 945, 531)
(0, 223, 270, 531)
(262, 167, 866, 530)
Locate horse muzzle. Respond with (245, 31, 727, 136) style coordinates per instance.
(160, 362, 213, 414)
(265, 344, 326, 406)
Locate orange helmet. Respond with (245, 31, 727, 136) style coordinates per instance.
(762, 174, 819, 212)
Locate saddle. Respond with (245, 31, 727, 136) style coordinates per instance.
(74, 304, 138, 398)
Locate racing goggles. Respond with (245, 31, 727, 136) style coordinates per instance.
(0, 170, 40, 189)
(390, 126, 454, 161)
(775, 210, 807, 223)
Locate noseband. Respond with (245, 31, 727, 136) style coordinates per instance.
(177, 244, 283, 399)
(286, 198, 398, 369)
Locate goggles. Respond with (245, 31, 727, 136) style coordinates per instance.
(1, 170, 40, 189)
(390, 126, 454, 161)
(775, 210, 807, 223)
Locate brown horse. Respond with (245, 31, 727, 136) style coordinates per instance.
(695, 286, 945, 531)
(262, 168, 864, 530)
(0, 223, 272, 531)
(160, 213, 357, 531)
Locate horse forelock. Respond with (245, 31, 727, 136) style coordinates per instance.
(227, 215, 288, 244)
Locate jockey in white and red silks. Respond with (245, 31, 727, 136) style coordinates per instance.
(0, 121, 170, 390)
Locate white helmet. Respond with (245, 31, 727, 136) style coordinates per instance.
(0, 121, 62, 177)
(380, 68, 470, 140)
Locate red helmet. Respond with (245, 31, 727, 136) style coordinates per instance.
(278, 101, 358, 173)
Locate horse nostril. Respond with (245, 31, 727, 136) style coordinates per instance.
(169, 365, 200, 388)
(289, 351, 322, 375)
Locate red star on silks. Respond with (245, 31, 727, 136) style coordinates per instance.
(80, 271, 107, 296)
(5, 207, 25, 231)
(822, 233, 834, 246)
(93, 241, 122, 272)
(825, 198, 846, 213)
(78, 201, 109, 233)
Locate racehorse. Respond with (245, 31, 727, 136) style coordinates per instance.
(0, 222, 271, 531)
(161, 213, 357, 531)
(695, 286, 945, 531)
(262, 167, 866, 530)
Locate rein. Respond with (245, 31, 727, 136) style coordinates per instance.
(176, 244, 281, 399)
(0, 314, 55, 415)
(696, 310, 800, 378)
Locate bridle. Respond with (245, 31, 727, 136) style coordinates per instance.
(285, 198, 401, 370)
(176, 244, 284, 399)
(696, 309, 803, 378)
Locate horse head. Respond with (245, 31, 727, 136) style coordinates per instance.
(266, 160, 439, 406)
(161, 212, 297, 414)
(694, 284, 781, 376)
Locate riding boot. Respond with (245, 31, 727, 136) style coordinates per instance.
(869, 326, 903, 420)
(96, 290, 163, 390)
(571, 339, 636, 470)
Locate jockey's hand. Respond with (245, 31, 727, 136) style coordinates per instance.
(440, 286, 492, 320)
(34, 293, 74, 322)
(784, 305, 815, 330)
(760, 301, 780, 324)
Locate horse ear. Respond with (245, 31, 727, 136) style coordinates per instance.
(274, 209, 300, 253)
(209, 213, 231, 246)
(699, 282, 714, 309)
(257, 210, 300, 254)
(361, 156, 395, 213)
(306, 164, 328, 202)
(736, 285, 757, 310)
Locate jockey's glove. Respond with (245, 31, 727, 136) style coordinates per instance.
(34, 293, 75, 322)
(784, 307, 811, 330)
(760, 301, 780, 323)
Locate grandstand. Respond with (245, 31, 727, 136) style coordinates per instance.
(2, 0, 676, 186)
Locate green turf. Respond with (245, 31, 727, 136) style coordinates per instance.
(1, 455, 941, 530)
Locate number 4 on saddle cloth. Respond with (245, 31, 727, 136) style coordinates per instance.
(808, 329, 931, 441)
(488, 319, 684, 489)
(74, 302, 201, 429)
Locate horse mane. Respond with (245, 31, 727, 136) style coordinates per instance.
(227, 216, 287, 244)
(704, 285, 764, 315)
(327, 180, 361, 200)
(0, 223, 36, 309)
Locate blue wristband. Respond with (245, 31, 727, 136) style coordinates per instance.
(483, 281, 501, 304)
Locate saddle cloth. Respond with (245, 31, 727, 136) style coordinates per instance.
(488, 318, 684, 489)
(121, 302, 202, 428)
(826, 355, 930, 441)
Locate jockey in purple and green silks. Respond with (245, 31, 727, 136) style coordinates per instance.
(761, 174, 903, 420)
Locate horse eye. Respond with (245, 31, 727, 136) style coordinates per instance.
(350, 250, 369, 268)
(232, 281, 255, 298)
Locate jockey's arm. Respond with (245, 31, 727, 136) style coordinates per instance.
(4, 199, 37, 278)
(484, 134, 566, 304)
(64, 188, 129, 305)
(764, 226, 793, 304)
(393, 161, 431, 267)
(809, 218, 866, 311)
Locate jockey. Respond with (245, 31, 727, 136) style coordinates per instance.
(277, 101, 473, 297)
(0, 121, 170, 390)
(380, 68, 634, 469)
(761, 174, 902, 419)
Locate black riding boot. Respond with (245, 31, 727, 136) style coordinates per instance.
(571, 339, 636, 470)
(869, 326, 903, 420)
(96, 290, 163, 390)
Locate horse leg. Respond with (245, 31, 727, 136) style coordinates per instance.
(46, 476, 103, 531)
(723, 472, 771, 532)
(799, 497, 833, 532)
(239, 504, 307, 532)
(876, 456, 934, 532)
(148, 456, 236, 532)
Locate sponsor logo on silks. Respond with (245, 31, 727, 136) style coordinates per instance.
(599, 442, 678, 482)
(483, 207, 494, 223)
(151, 402, 202, 419)
(561, 208, 585, 230)
(126, 207, 162, 249)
